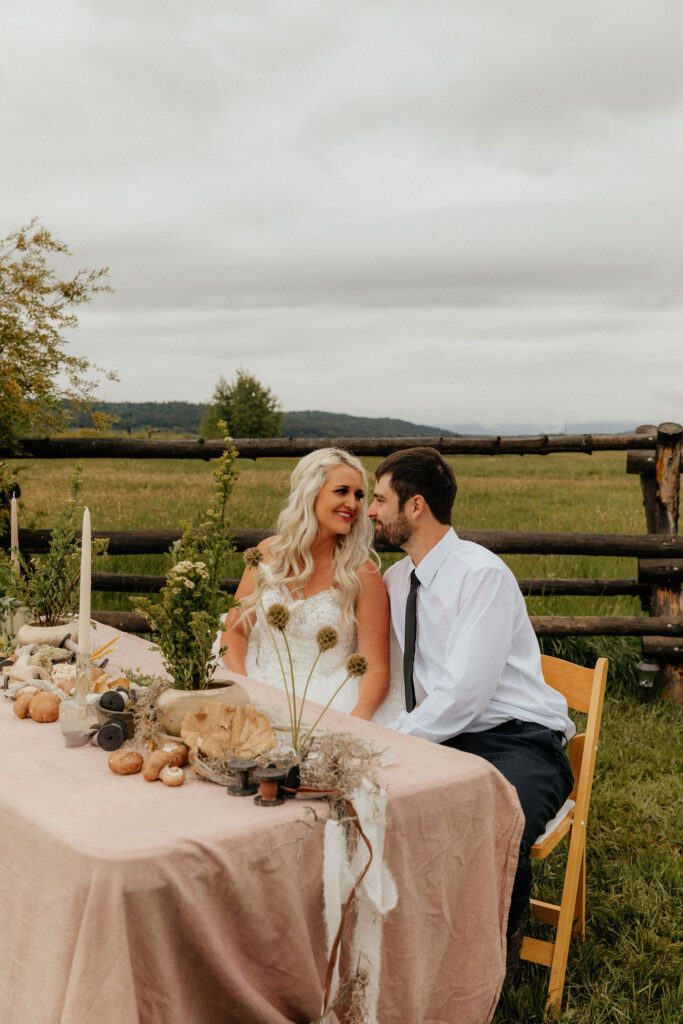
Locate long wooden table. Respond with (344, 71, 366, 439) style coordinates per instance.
(0, 625, 523, 1024)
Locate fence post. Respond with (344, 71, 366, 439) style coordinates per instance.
(639, 423, 683, 702)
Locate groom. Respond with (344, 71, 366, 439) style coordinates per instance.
(367, 446, 574, 981)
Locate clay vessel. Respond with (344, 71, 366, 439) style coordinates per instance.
(155, 681, 250, 737)
(16, 619, 80, 648)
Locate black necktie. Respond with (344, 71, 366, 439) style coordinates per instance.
(403, 570, 420, 712)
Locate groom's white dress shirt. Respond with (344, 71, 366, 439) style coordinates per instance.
(384, 528, 575, 744)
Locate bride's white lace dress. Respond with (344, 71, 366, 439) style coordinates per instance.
(234, 565, 405, 725)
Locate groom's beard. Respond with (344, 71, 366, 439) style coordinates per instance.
(373, 511, 412, 548)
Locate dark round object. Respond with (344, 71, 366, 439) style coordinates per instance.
(284, 764, 300, 795)
(99, 690, 126, 713)
(96, 720, 127, 751)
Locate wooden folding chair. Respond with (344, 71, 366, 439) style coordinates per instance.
(520, 654, 608, 1016)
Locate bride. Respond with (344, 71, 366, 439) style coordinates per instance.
(221, 448, 401, 723)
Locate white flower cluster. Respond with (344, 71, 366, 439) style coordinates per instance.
(167, 560, 209, 591)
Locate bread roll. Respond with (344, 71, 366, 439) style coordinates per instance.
(13, 693, 33, 718)
(108, 749, 144, 775)
(28, 691, 61, 723)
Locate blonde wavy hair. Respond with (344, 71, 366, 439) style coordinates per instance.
(247, 448, 378, 629)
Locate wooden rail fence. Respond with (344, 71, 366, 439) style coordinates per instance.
(2, 422, 682, 700)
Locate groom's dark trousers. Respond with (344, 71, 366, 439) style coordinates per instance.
(442, 719, 574, 937)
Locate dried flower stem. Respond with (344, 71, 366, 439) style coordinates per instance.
(282, 628, 297, 718)
(299, 671, 354, 750)
(258, 593, 296, 738)
(294, 648, 323, 747)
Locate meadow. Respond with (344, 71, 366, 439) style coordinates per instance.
(9, 449, 682, 1022)
(13, 449, 645, 617)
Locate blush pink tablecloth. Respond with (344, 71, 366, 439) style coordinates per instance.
(0, 624, 523, 1024)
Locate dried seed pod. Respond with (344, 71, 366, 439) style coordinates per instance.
(243, 546, 264, 569)
(316, 626, 338, 653)
(345, 653, 368, 677)
(266, 603, 290, 631)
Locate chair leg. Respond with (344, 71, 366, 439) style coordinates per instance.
(572, 844, 586, 939)
(545, 825, 586, 1016)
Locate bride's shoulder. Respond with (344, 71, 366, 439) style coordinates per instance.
(258, 535, 280, 564)
(357, 557, 382, 577)
(356, 559, 388, 600)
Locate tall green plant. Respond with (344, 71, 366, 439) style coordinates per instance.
(135, 434, 239, 689)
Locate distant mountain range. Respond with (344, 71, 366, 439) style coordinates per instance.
(281, 411, 456, 437)
(442, 420, 639, 435)
(67, 402, 457, 437)
(66, 402, 642, 437)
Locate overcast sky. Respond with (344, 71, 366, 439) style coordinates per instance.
(3, 0, 682, 431)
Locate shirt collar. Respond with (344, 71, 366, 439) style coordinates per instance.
(412, 528, 459, 587)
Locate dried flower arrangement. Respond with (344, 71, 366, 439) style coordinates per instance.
(126, 671, 170, 749)
(244, 546, 368, 752)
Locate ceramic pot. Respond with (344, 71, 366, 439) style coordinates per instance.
(16, 619, 80, 648)
(0, 600, 30, 647)
(155, 680, 250, 737)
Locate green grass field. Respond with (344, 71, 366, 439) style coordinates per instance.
(8, 449, 682, 1022)
(12, 450, 645, 615)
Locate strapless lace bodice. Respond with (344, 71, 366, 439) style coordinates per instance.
(245, 566, 360, 713)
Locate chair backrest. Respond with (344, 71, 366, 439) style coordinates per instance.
(541, 654, 608, 810)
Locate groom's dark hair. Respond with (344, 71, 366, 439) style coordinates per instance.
(375, 447, 456, 525)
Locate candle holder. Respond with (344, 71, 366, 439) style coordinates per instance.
(253, 765, 286, 807)
(58, 653, 101, 747)
(75, 652, 91, 698)
(226, 759, 258, 797)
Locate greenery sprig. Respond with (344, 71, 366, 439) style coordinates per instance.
(0, 465, 108, 628)
(135, 431, 238, 690)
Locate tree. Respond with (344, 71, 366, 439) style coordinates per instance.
(0, 219, 116, 454)
(200, 369, 283, 438)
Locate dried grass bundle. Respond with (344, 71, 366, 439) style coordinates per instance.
(129, 674, 169, 748)
(300, 732, 381, 796)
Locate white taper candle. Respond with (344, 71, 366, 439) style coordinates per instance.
(10, 494, 19, 568)
(78, 507, 91, 656)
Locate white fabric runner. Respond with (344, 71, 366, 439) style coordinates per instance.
(322, 777, 398, 1021)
